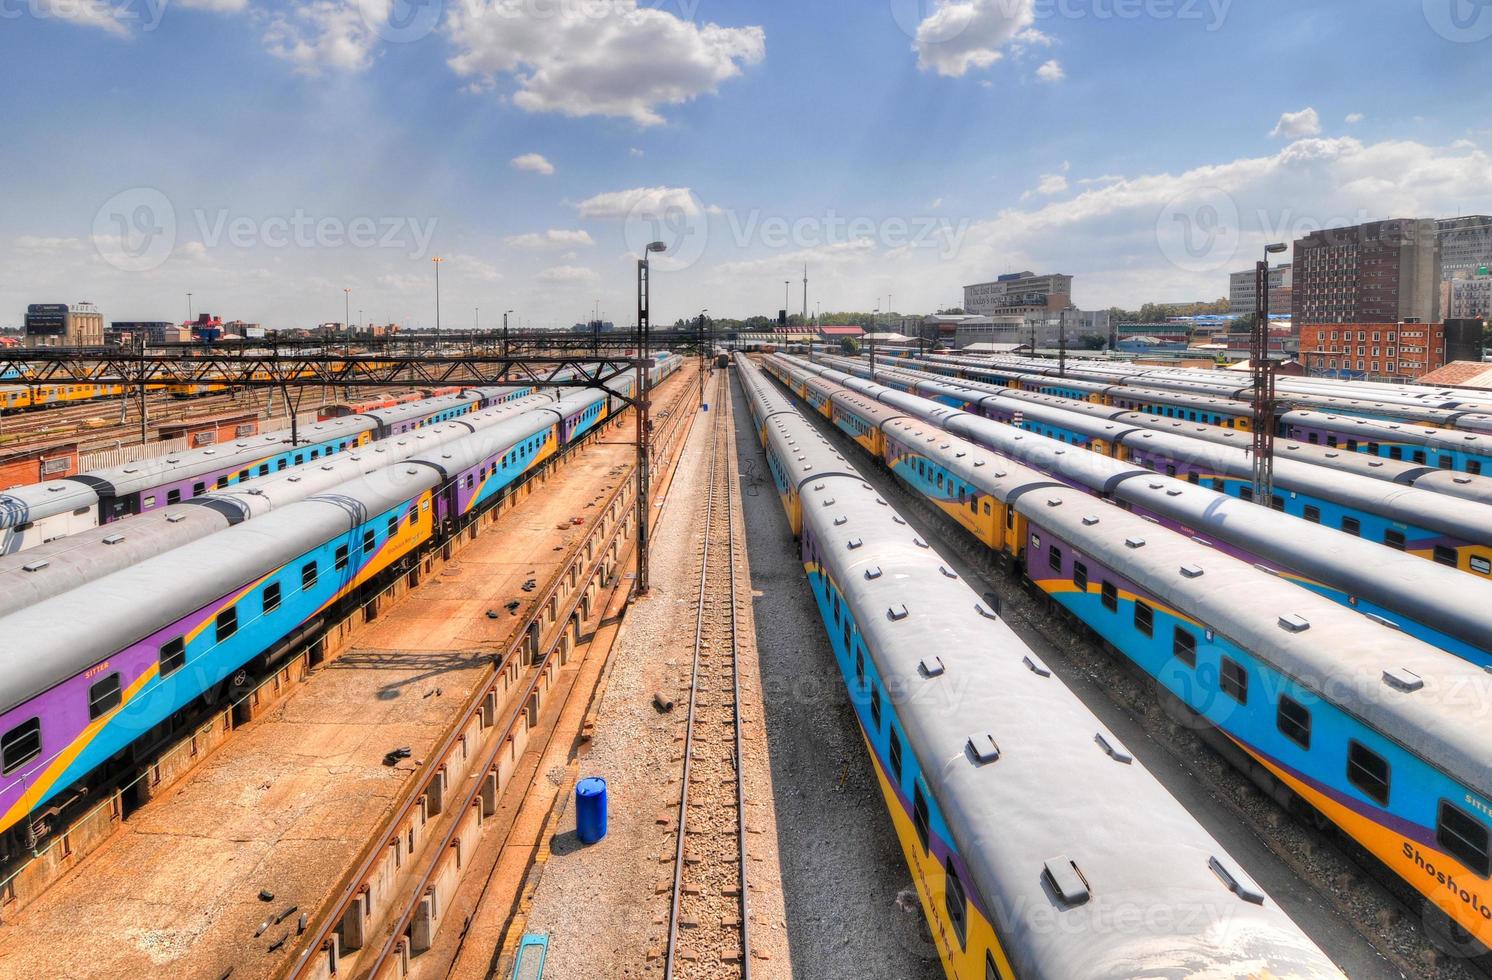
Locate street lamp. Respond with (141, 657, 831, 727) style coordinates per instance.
(186, 292, 193, 324)
(344, 288, 351, 335)
(636, 240, 666, 596)
(431, 256, 445, 348)
(503, 309, 514, 357)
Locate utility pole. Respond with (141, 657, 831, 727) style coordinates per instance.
(1250, 244, 1288, 505)
(432, 256, 444, 350)
(802, 263, 808, 323)
(1058, 309, 1067, 378)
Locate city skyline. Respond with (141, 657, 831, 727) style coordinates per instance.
(3, 1, 1491, 327)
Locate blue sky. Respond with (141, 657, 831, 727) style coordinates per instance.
(2, 0, 1490, 329)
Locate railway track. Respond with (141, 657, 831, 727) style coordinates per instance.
(663, 369, 751, 979)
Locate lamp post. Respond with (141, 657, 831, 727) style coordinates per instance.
(186, 292, 193, 325)
(503, 309, 513, 358)
(431, 256, 445, 349)
(636, 240, 666, 595)
(698, 307, 709, 406)
(1250, 242, 1289, 505)
(344, 288, 351, 336)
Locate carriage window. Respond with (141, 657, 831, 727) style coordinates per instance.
(302, 561, 318, 590)
(869, 685, 882, 731)
(1101, 580, 1117, 611)
(1048, 546, 1062, 574)
(1220, 657, 1247, 704)
(1303, 505, 1321, 524)
(1384, 529, 1405, 551)
(1347, 741, 1390, 804)
(88, 673, 122, 719)
(1072, 562, 1087, 592)
(1438, 801, 1491, 877)
(1434, 545, 1457, 567)
(986, 952, 1000, 980)
(388, 517, 399, 539)
(1134, 601, 1153, 637)
(1172, 627, 1196, 667)
(193, 482, 206, 496)
(160, 637, 186, 676)
(913, 783, 930, 853)
(1277, 695, 1312, 749)
(216, 607, 238, 641)
(167, 489, 182, 505)
(264, 581, 282, 614)
(1, 719, 41, 774)
(945, 858, 968, 949)
(335, 544, 349, 571)
(1342, 516, 1361, 537)
(854, 648, 864, 686)
(888, 728, 903, 783)
(363, 529, 376, 553)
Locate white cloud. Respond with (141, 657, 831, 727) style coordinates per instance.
(446, 253, 503, 282)
(511, 153, 554, 175)
(504, 229, 596, 250)
(576, 186, 702, 220)
(629, 147, 645, 158)
(537, 265, 599, 283)
(14, 236, 83, 254)
(175, 0, 248, 11)
(446, 1, 765, 126)
(1034, 59, 1064, 83)
(1346, 112, 1365, 125)
(1271, 107, 1322, 139)
(1022, 171, 1069, 199)
(912, 0, 1037, 77)
(263, 1, 377, 73)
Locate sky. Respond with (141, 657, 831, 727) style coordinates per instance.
(2, 0, 1491, 330)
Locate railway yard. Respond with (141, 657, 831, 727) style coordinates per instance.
(3, 347, 1492, 979)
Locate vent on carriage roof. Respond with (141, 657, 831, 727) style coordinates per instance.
(1278, 614, 1310, 634)
(21, 559, 49, 572)
(1043, 858, 1090, 907)
(847, 538, 863, 550)
(1125, 537, 1145, 549)
(919, 656, 945, 678)
(1383, 668, 1424, 693)
(1094, 729, 1133, 764)
(966, 734, 1000, 765)
(1023, 654, 1051, 677)
(865, 566, 882, 580)
(1180, 564, 1204, 579)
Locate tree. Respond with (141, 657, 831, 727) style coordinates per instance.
(840, 337, 861, 356)
(1076, 334, 1107, 351)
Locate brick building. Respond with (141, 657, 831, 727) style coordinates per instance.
(1298, 322, 1447, 381)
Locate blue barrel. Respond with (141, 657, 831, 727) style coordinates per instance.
(575, 777, 608, 845)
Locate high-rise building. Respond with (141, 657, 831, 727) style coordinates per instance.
(1228, 264, 1292, 317)
(1446, 274, 1492, 320)
(963, 271, 1073, 317)
(24, 302, 103, 348)
(1438, 216, 1492, 280)
(1291, 219, 1441, 324)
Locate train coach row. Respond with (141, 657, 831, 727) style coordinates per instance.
(0, 385, 531, 555)
(0, 354, 680, 855)
(815, 354, 1492, 585)
(778, 354, 1492, 664)
(752, 352, 1492, 957)
(893, 352, 1492, 474)
(734, 354, 1344, 979)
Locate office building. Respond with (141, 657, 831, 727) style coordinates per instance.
(1292, 219, 1441, 324)
(1446, 272, 1492, 321)
(1021, 309, 1114, 348)
(24, 302, 104, 348)
(1228, 264, 1292, 317)
(1438, 216, 1492, 280)
(963, 272, 1073, 317)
